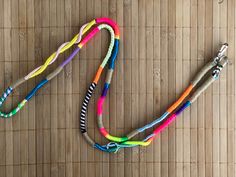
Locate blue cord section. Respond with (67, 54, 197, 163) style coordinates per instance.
(142, 101, 191, 142)
(94, 143, 117, 153)
(138, 101, 191, 133)
(25, 79, 48, 101)
(0, 87, 13, 107)
(138, 112, 169, 132)
(109, 39, 119, 69)
(175, 101, 191, 115)
(101, 83, 110, 97)
(143, 133, 155, 141)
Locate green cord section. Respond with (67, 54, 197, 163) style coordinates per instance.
(0, 100, 27, 118)
(98, 24, 115, 68)
(106, 135, 128, 142)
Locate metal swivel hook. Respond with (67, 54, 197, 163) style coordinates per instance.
(212, 56, 229, 78)
(214, 43, 228, 63)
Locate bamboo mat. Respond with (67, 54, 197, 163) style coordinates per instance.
(0, 0, 235, 176)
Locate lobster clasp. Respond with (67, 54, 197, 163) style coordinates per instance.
(214, 43, 228, 63)
(212, 56, 229, 78)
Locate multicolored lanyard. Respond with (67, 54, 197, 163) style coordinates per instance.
(0, 17, 229, 153)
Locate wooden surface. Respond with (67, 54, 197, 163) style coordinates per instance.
(0, 0, 235, 176)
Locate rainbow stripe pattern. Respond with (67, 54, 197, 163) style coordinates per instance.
(0, 17, 229, 153)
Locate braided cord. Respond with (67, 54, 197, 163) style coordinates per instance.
(29, 20, 96, 79)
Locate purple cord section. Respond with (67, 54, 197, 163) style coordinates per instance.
(175, 101, 191, 115)
(60, 47, 80, 67)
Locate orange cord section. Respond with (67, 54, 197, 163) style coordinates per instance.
(93, 66, 103, 84)
(167, 84, 193, 113)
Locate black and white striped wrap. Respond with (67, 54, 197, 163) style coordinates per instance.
(80, 82, 96, 133)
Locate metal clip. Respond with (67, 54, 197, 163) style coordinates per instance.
(212, 56, 228, 78)
(214, 43, 228, 63)
(218, 43, 228, 57)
